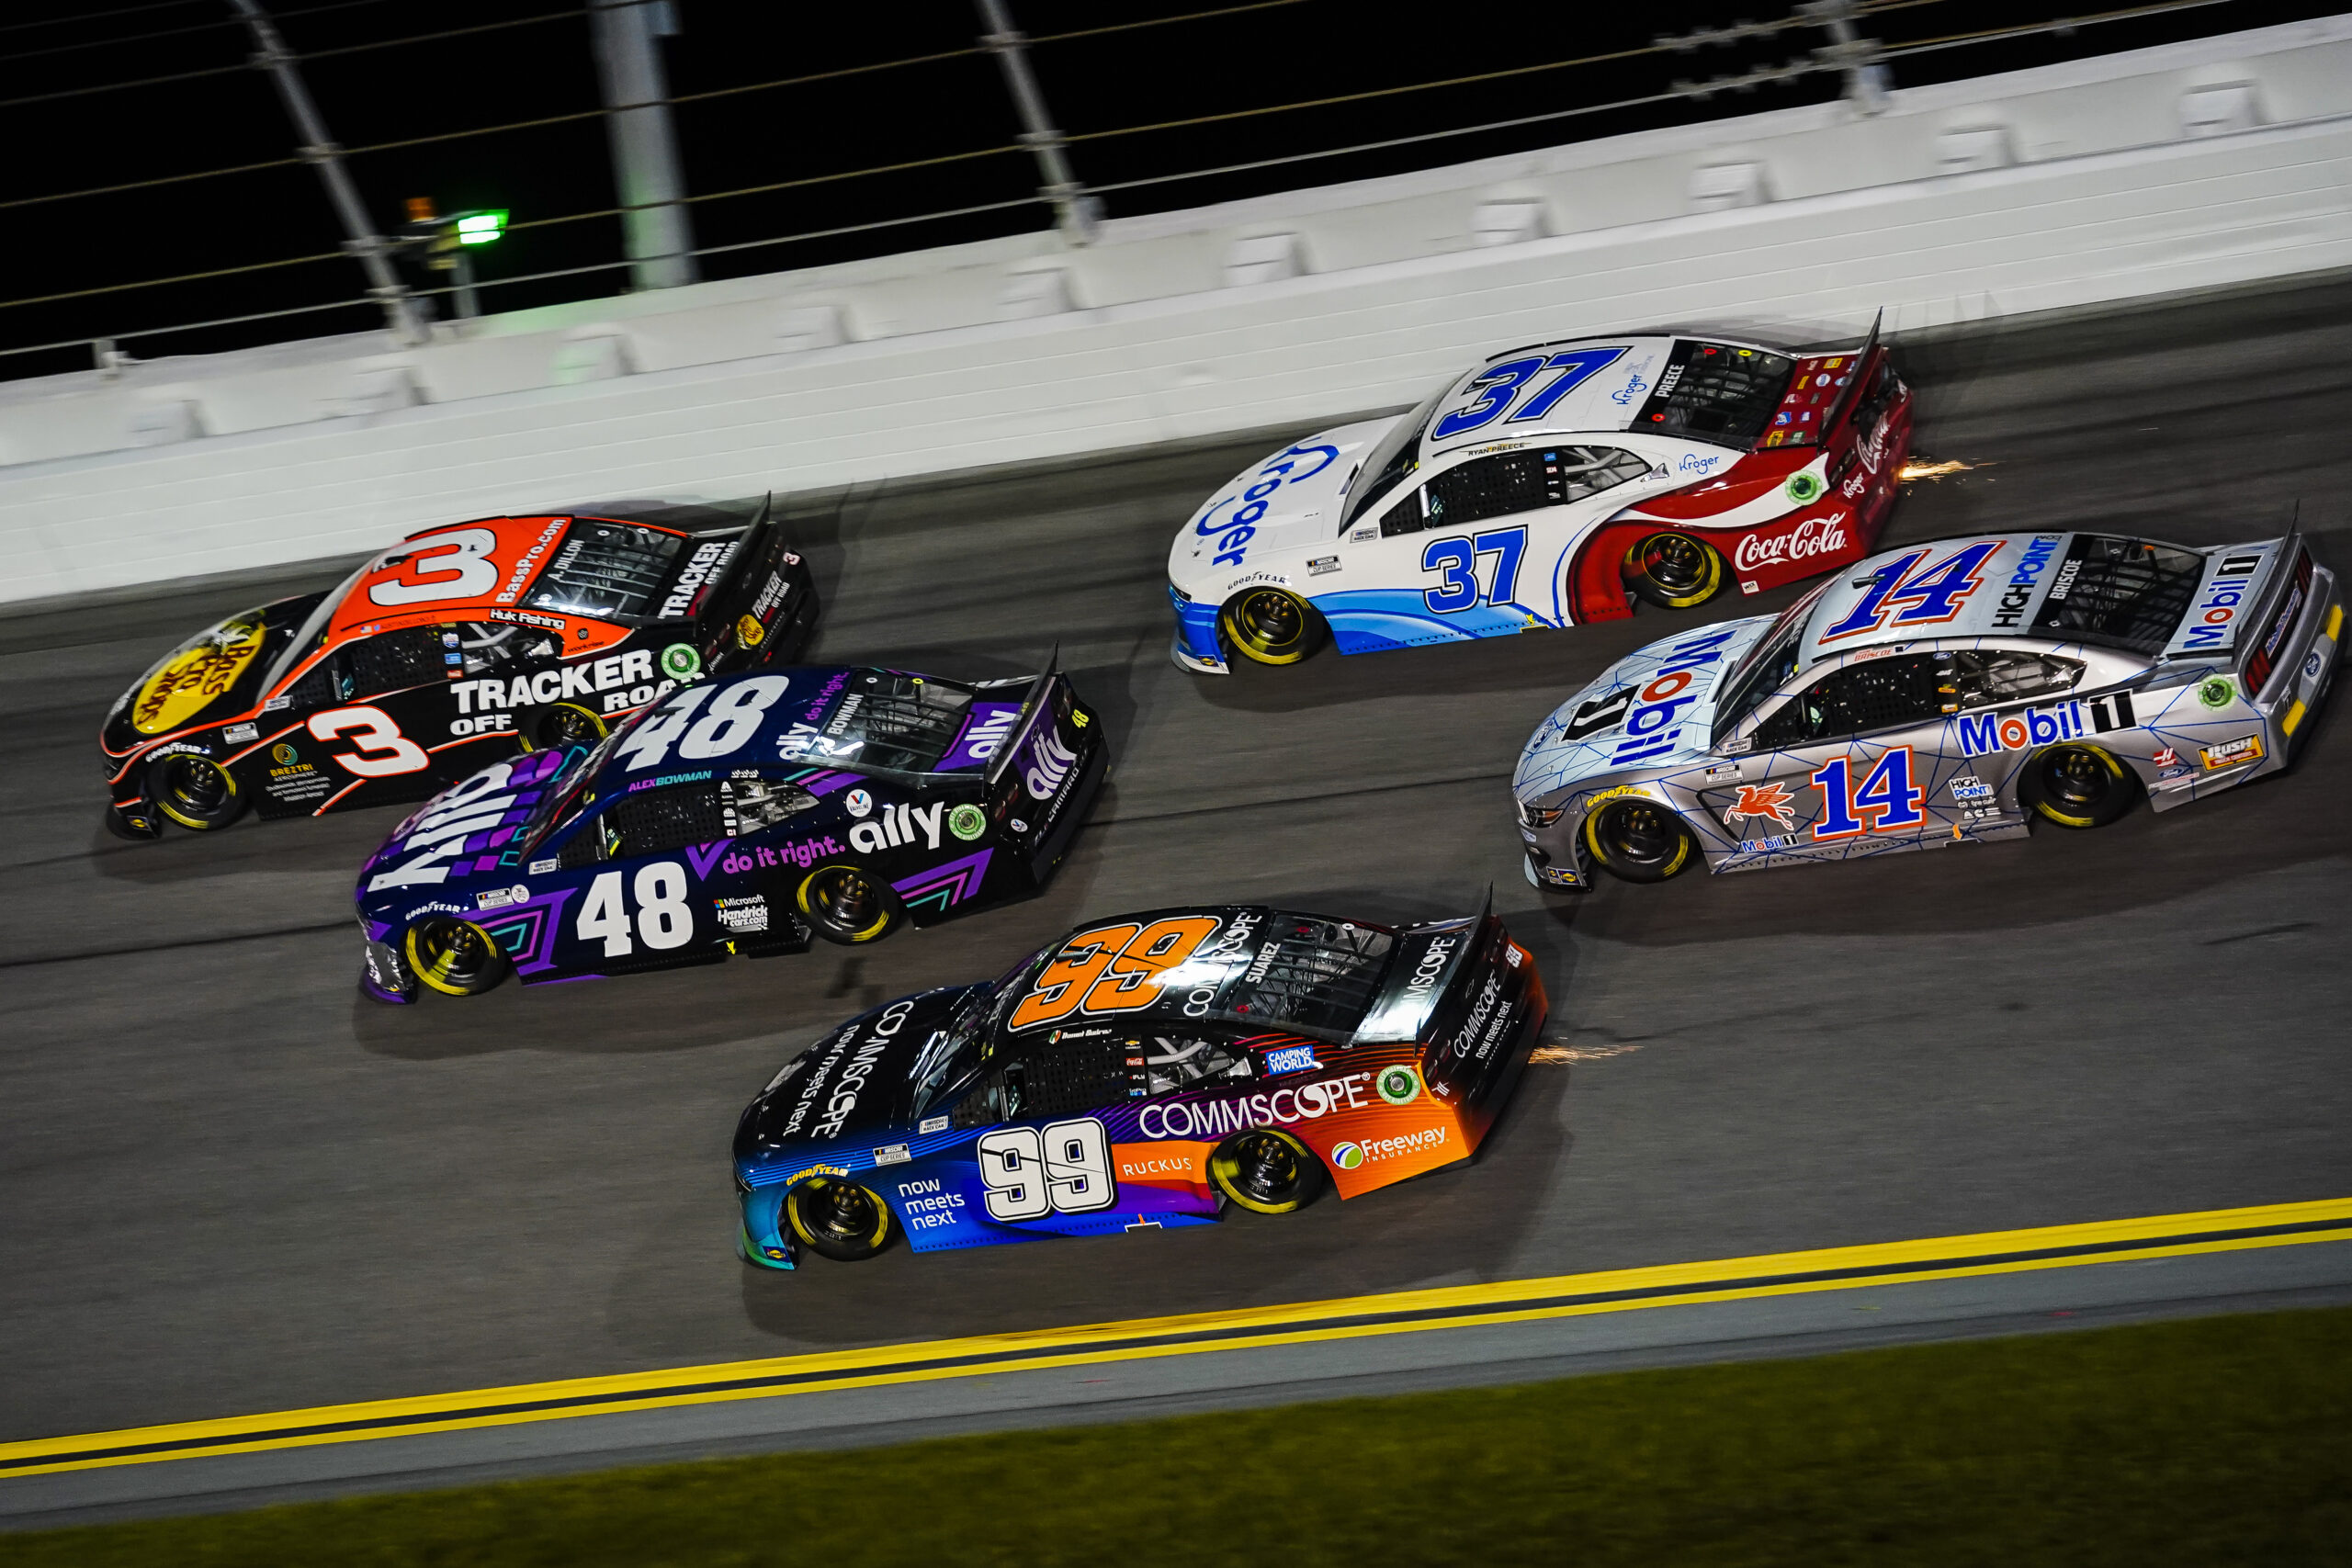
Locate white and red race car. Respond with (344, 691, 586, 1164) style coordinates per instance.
(1166, 319, 1914, 671)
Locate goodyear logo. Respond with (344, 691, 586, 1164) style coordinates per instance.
(132, 616, 266, 735)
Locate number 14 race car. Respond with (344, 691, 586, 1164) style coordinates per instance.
(732, 901, 1544, 1269)
(1167, 316, 1911, 671)
(101, 499, 815, 839)
(1512, 528, 2341, 887)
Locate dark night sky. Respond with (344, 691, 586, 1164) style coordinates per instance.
(0, 0, 2327, 380)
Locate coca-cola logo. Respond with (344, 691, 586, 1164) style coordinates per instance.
(1735, 513, 1849, 573)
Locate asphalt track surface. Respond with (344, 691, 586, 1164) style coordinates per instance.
(6, 276, 2352, 1518)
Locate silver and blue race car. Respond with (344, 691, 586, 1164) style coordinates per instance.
(1512, 529, 2341, 886)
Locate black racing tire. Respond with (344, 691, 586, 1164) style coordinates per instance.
(403, 917, 511, 998)
(1623, 531, 1725, 610)
(147, 753, 246, 831)
(2023, 743, 2138, 829)
(796, 865, 905, 945)
(1209, 1128, 1327, 1215)
(1218, 587, 1326, 667)
(786, 1178, 894, 1261)
(1582, 796, 1697, 884)
(523, 702, 610, 752)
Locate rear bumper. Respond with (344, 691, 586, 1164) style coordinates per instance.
(2265, 565, 2340, 766)
(1024, 719, 1109, 886)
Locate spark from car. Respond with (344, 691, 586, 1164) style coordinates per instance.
(1529, 1042, 1643, 1065)
(1897, 457, 1979, 482)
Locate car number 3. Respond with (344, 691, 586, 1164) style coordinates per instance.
(366, 528, 501, 608)
(575, 863, 694, 955)
(977, 1119, 1116, 1222)
(307, 705, 428, 777)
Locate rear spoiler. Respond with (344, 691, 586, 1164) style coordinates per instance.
(1351, 896, 1492, 1045)
(986, 644, 1061, 790)
(1817, 308, 1883, 440)
(697, 491, 774, 615)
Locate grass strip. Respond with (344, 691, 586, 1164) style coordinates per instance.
(6, 1305, 2349, 1567)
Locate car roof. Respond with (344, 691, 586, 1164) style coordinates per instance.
(591, 666, 864, 788)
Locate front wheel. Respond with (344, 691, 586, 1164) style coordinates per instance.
(1623, 532, 1724, 610)
(1210, 1129, 1326, 1214)
(797, 865, 904, 945)
(786, 1178, 894, 1261)
(1583, 797, 1696, 884)
(1219, 587, 1326, 666)
(403, 917, 510, 997)
(2024, 744, 2138, 829)
(147, 753, 246, 831)
(524, 702, 609, 752)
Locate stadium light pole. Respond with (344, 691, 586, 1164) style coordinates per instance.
(589, 0, 698, 290)
(974, 0, 1101, 245)
(227, 0, 425, 344)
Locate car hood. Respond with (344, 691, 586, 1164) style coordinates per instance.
(735, 987, 986, 1158)
(103, 599, 295, 750)
(1166, 416, 1396, 596)
(1513, 615, 1772, 803)
(356, 749, 579, 905)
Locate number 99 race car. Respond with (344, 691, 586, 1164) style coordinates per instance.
(355, 659, 1105, 1001)
(1512, 528, 2341, 887)
(1167, 315, 1910, 671)
(733, 900, 1544, 1269)
(100, 499, 815, 840)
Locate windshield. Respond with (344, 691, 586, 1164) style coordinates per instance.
(794, 671, 975, 773)
(1339, 378, 1453, 530)
(908, 987, 997, 1119)
(2031, 535, 2207, 656)
(519, 711, 638, 844)
(523, 520, 688, 621)
(261, 566, 368, 694)
(1713, 584, 1826, 741)
(1158, 915, 1397, 1041)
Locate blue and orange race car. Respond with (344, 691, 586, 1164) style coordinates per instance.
(354, 659, 1105, 1000)
(732, 900, 1544, 1268)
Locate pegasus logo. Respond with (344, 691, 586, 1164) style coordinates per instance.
(1725, 783, 1796, 830)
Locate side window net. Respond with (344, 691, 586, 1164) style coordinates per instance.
(1000, 1043, 1148, 1122)
(1754, 653, 1944, 748)
(600, 781, 728, 859)
(721, 777, 817, 837)
(342, 627, 445, 698)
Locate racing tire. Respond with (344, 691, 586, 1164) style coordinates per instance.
(1623, 532, 1725, 610)
(2022, 743, 2138, 829)
(1582, 797, 1697, 884)
(403, 917, 510, 998)
(523, 702, 609, 752)
(797, 865, 904, 945)
(1219, 587, 1326, 667)
(147, 753, 246, 831)
(1209, 1129, 1326, 1215)
(786, 1178, 894, 1261)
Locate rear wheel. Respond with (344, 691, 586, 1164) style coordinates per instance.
(403, 917, 510, 997)
(2025, 743, 2137, 829)
(786, 1178, 894, 1261)
(1623, 532, 1724, 610)
(525, 702, 609, 751)
(1210, 1129, 1326, 1214)
(1583, 797, 1696, 884)
(148, 753, 245, 830)
(797, 865, 904, 945)
(1219, 587, 1326, 666)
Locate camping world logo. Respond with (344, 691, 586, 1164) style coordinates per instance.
(1330, 1142, 1365, 1170)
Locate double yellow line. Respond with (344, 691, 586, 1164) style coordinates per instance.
(6, 1196, 2348, 1481)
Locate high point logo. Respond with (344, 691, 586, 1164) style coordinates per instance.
(1988, 535, 2064, 631)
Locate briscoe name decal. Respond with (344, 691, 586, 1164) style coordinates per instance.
(660, 540, 736, 621)
(1957, 694, 2136, 757)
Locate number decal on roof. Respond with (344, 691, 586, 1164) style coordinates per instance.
(1819, 540, 2004, 642)
(1008, 916, 1223, 1031)
(1430, 347, 1628, 441)
(612, 675, 790, 771)
(367, 528, 501, 608)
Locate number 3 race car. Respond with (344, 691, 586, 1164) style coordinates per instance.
(733, 901, 1544, 1268)
(100, 499, 815, 839)
(355, 660, 1106, 1001)
(1512, 528, 2341, 888)
(1166, 316, 1911, 671)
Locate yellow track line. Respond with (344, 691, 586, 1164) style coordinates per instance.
(6, 1196, 2348, 1480)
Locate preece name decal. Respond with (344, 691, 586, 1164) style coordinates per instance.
(1136, 1073, 1374, 1140)
(1956, 693, 2136, 756)
(1733, 512, 1847, 574)
(1609, 626, 1740, 766)
(660, 540, 736, 621)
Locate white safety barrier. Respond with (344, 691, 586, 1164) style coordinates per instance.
(3, 17, 2350, 605)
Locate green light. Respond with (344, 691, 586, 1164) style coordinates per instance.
(455, 210, 506, 245)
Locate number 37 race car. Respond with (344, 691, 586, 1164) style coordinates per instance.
(100, 500, 815, 839)
(1513, 527, 2341, 887)
(732, 901, 1544, 1268)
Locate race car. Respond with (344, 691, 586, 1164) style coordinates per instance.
(354, 658, 1105, 1001)
(733, 900, 1544, 1268)
(100, 498, 816, 839)
(1512, 528, 2341, 887)
(1167, 315, 1912, 671)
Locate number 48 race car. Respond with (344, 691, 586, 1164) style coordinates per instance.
(101, 499, 815, 839)
(1167, 316, 1911, 671)
(1512, 528, 2341, 887)
(733, 901, 1544, 1268)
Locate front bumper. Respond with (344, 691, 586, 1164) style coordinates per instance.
(1169, 588, 1228, 674)
(739, 1187, 797, 1269)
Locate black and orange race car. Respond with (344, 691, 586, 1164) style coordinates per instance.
(101, 499, 816, 838)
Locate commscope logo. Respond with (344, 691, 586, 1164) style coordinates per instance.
(808, 999, 916, 1139)
(1136, 1074, 1372, 1140)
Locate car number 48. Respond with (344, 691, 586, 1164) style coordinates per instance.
(576, 863, 694, 954)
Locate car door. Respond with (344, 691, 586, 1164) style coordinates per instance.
(541, 775, 746, 974)
(256, 626, 445, 817)
(1708, 651, 1950, 863)
(1350, 446, 1654, 640)
(963, 1038, 1141, 1236)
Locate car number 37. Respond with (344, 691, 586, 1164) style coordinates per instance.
(576, 863, 695, 954)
